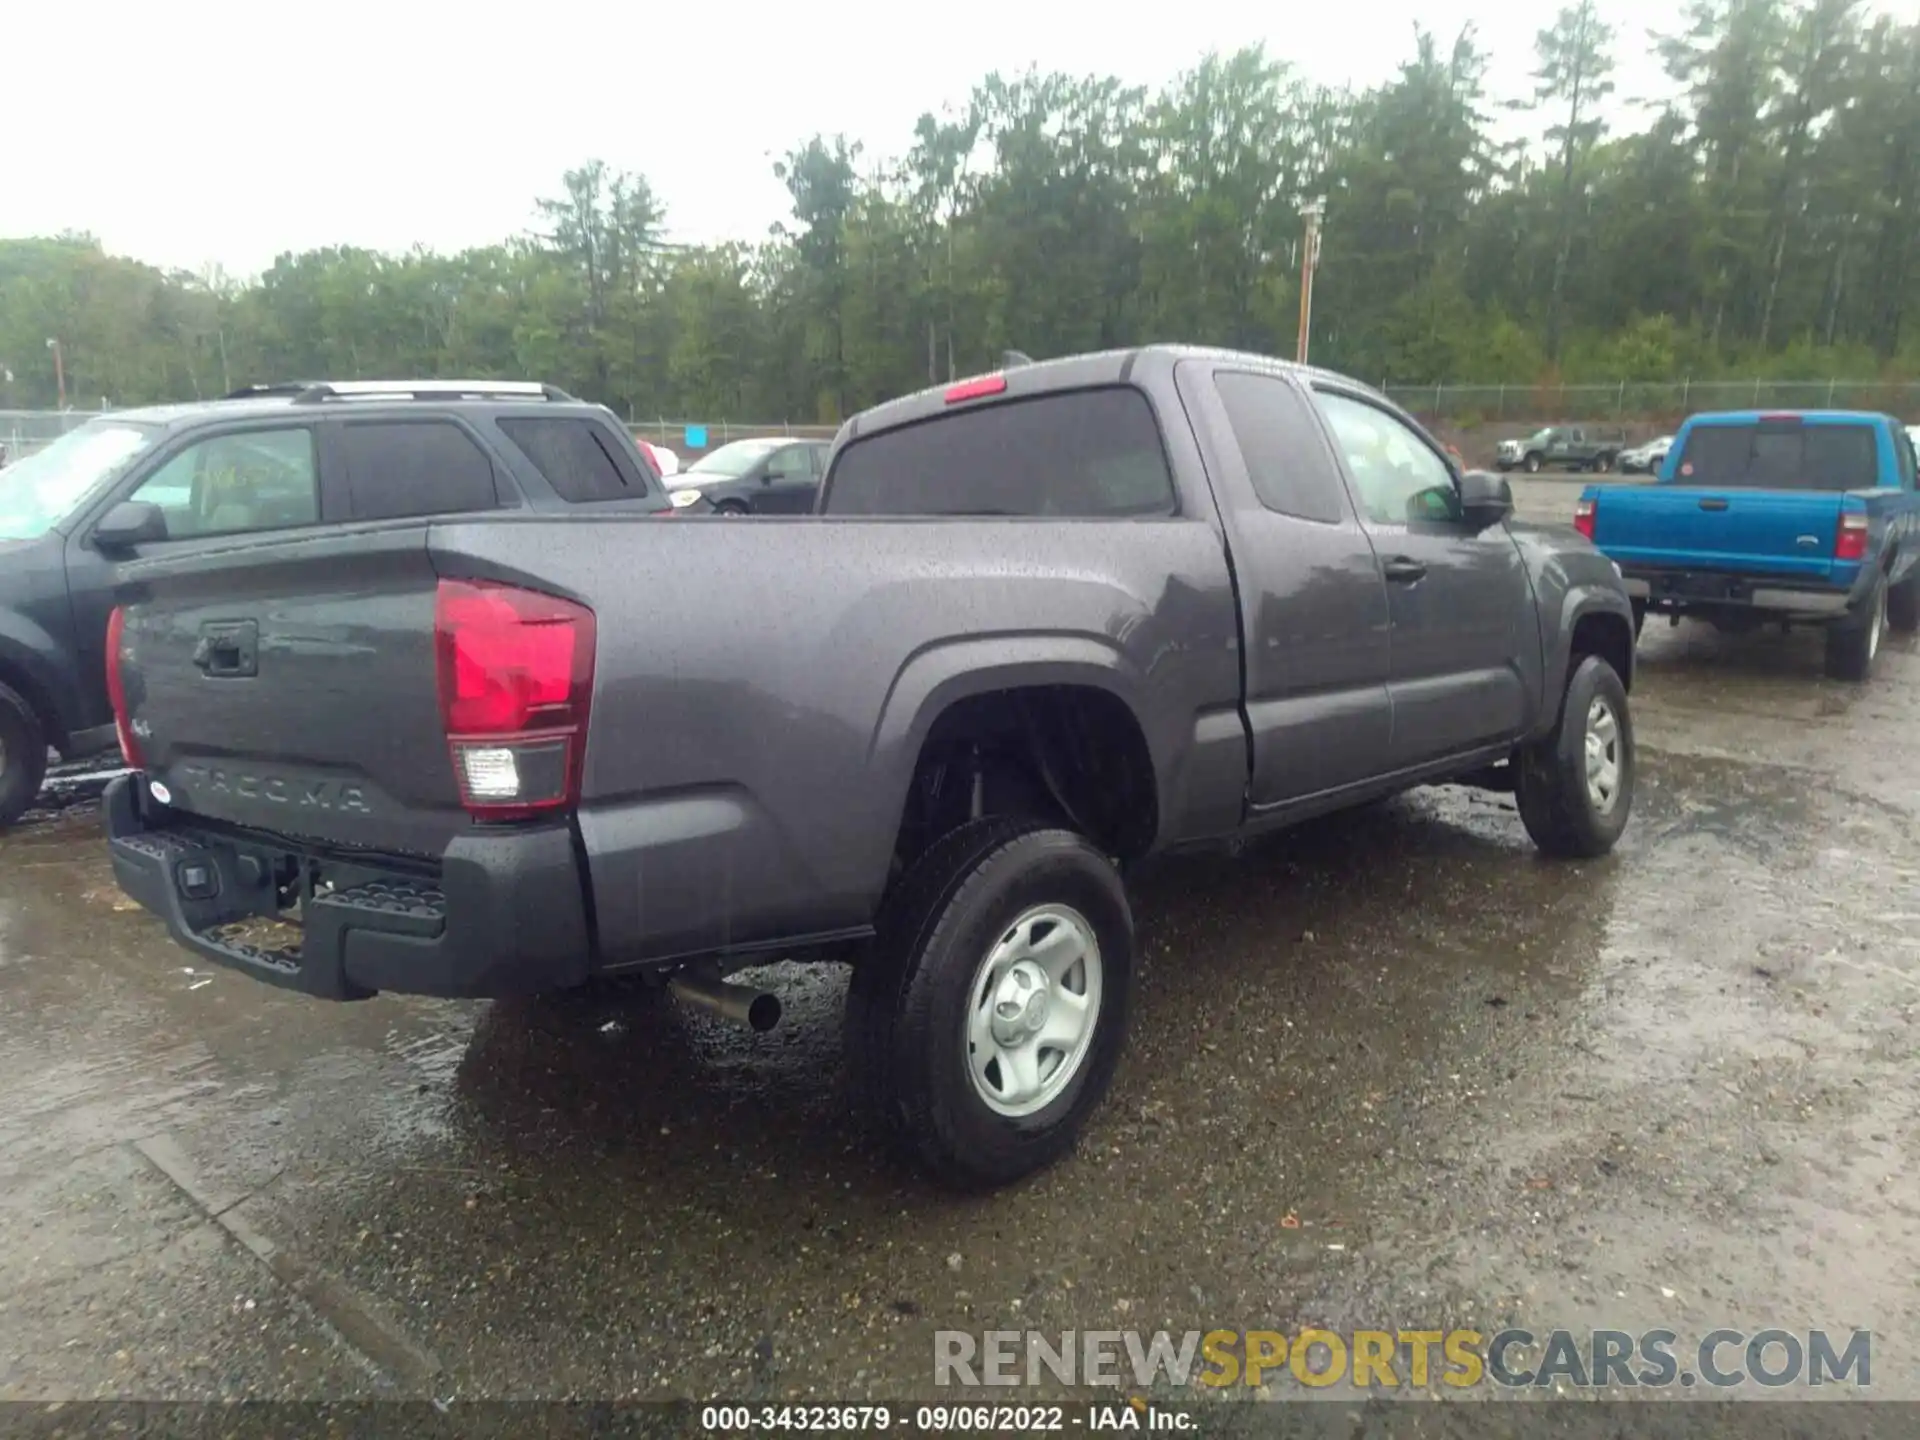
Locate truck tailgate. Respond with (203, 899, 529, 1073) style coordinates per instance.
(1590, 486, 1844, 582)
(117, 525, 461, 856)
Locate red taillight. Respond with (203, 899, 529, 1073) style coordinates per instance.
(105, 606, 142, 769)
(1573, 498, 1596, 541)
(945, 373, 1007, 404)
(1835, 511, 1869, 562)
(433, 579, 596, 821)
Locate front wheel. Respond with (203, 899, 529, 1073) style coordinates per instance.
(1523, 453, 1543, 474)
(845, 817, 1133, 1191)
(713, 501, 749, 518)
(0, 682, 48, 831)
(1630, 599, 1647, 640)
(1515, 655, 1634, 859)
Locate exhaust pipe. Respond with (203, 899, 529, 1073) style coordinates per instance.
(669, 973, 782, 1032)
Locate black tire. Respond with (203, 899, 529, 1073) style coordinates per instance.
(1630, 599, 1647, 640)
(1523, 453, 1543, 474)
(1824, 571, 1887, 682)
(1514, 654, 1634, 860)
(1887, 571, 1919, 634)
(1597, 451, 1616, 473)
(0, 682, 49, 831)
(845, 816, 1133, 1191)
(714, 501, 749, 517)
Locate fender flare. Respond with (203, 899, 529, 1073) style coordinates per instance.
(1539, 585, 1636, 731)
(0, 612, 80, 748)
(866, 632, 1170, 851)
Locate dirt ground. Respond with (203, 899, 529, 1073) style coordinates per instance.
(0, 480, 1913, 1415)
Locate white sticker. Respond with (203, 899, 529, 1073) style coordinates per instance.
(149, 780, 172, 806)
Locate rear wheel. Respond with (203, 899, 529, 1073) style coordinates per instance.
(846, 817, 1133, 1191)
(1515, 655, 1634, 859)
(0, 682, 49, 831)
(1825, 572, 1887, 682)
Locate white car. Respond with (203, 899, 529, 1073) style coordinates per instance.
(1618, 434, 1674, 475)
(640, 440, 681, 477)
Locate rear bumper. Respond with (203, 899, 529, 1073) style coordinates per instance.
(1620, 568, 1853, 618)
(104, 774, 592, 1000)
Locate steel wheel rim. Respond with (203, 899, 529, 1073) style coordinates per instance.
(964, 904, 1103, 1118)
(1584, 697, 1622, 814)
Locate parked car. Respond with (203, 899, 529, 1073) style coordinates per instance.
(102, 346, 1637, 1189)
(1617, 434, 1673, 475)
(666, 437, 830, 515)
(0, 379, 669, 828)
(641, 440, 681, 476)
(1577, 409, 1920, 681)
(1496, 425, 1628, 474)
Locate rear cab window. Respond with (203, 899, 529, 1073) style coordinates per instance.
(821, 387, 1176, 517)
(1670, 417, 1882, 492)
(498, 416, 666, 510)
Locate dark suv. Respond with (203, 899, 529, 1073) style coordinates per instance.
(0, 380, 668, 827)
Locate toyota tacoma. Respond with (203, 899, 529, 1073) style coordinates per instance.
(103, 347, 1639, 1189)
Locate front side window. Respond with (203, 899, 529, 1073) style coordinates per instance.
(128, 427, 318, 538)
(1314, 392, 1458, 526)
(766, 444, 813, 480)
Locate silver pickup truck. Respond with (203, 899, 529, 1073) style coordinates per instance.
(102, 346, 1639, 1189)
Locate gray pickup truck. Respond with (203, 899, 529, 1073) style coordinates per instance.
(1496, 425, 1629, 474)
(103, 347, 1639, 1189)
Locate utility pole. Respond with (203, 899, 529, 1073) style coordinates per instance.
(1296, 197, 1325, 365)
(45, 338, 66, 411)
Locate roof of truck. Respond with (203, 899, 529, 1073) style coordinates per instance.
(836, 344, 1383, 447)
(1681, 409, 1900, 427)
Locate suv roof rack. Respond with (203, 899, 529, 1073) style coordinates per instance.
(225, 380, 576, 404)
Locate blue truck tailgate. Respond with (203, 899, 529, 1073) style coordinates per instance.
(1588, 485, 1844, 582)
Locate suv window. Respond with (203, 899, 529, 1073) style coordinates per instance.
(129, 427, 318, 538)
(1214, 370, 1347, 524)
(339, 420, 499, 520)
(1674, 421, 1880, 492)
(498, 416, 659, 505)
(824, 387, 1176, 517)
(1314, 391, 1460, 525)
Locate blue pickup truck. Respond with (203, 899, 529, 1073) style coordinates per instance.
(1575, 410, 1920, 681)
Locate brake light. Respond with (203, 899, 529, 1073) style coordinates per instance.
(945, 373, 1007, 404)
(1573, 498, 1596, 541)
(105, 606, 143, 769)
(1835, 511, 1869, 562)
(434, 580, 596, 821)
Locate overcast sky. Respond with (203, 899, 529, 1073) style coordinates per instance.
(12, 0, 1706, 278)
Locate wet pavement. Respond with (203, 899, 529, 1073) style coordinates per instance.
(2, 483, 1915, 1405)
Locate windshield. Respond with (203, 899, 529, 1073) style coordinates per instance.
(0, 423, 155, 540)
(687, 439, 782, 478)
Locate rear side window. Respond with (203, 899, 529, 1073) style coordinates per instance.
(498, 417, 658, 504)
(339, 421, 500, 520)
(1214, 370, 1347, 523)
(1673, 421, 1880, 492)
(823, 387, 1175, 517)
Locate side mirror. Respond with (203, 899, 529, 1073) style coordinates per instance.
(92, 500, 169, 552)
(1456, 470, 1513, 530)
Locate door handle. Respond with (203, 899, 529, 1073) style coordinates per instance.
(1697, 497, 1729, 511)
(192, 621, 258, 677)
(1382, 557, 1427, 584)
